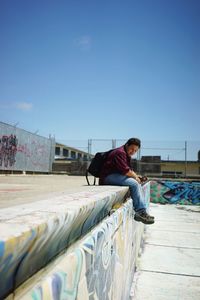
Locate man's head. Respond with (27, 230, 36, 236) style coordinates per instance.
(125, 138, 141, 157)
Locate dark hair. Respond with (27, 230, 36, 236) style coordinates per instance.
(125, 138, 141, 148)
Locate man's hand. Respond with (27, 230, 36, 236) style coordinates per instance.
(125, 170, 144, 184)
(138, 176, 148, 183)
(135, 176, 141, 184)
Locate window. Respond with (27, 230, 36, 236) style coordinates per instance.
(71, 151, 76, 159)
(162, 171, 182, 175)
(63, 148, 69, 157)
(55, 147, 60, 155)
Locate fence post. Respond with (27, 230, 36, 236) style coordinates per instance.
(137, 148, 141, 174)
(112, 139, 116, 149)
(184, 141, 187, 178)
(88, 139, 92, 160)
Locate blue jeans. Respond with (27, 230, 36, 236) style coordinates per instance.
(104, 173, 146, 212)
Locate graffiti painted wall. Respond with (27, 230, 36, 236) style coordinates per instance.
(14, 199, 147, 300)
(0, 187, 129, 299)
(150, 180, 200, 205)
(0, 183, 150, 299)
(0, 122, 55, 172)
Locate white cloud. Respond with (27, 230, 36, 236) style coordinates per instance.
(0, 101, 33, 111)
(15, 102, 33, 111)
(74, 35, 92, 51)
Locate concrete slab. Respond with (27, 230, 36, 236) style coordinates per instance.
(145, 230, 200, 249)
(146, 220, 200, 234)
(0, 175, 96, 208)
(139, 244, 200, 276)
(134, 272, 200, 300)
(149, 203, 200, 222)
(133, 203, 200, 300)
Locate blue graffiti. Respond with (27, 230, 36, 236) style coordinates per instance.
(159, 181, 200, 204)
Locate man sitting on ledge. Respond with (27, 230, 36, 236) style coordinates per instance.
(99, 137, 154, 225)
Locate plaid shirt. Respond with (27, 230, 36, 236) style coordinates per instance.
(100, 145, 131, 184)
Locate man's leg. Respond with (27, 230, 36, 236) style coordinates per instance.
(104, 173, 146, 211)
(104, 173, 154, 224)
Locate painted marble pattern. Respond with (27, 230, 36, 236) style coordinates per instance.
(0, 187, 129, 300)
(14, 185, 149, 300)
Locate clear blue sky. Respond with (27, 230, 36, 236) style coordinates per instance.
(0, 0, 199, 144)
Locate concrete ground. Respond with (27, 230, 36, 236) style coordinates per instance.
(132, 203, 200, 300)
(0, 174, 96, 208)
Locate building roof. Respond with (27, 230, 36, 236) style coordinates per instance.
(56, 142, 89, 156)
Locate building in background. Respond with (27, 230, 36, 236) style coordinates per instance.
(52, 143, 93, 175)
(139, 155, 200, 178)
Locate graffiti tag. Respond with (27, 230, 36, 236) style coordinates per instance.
(159, 181, 200, 205)
(0, 135, 18, 167)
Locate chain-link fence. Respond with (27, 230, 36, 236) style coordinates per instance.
(56, 139, 200, 178)
(0, 122, 55, 173)
(1, 126, 198, 177)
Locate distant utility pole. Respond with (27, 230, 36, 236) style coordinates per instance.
(88, 139, 92, 159)
(184, 141, 187, 178)
(137, 148, 141, 174)
(112, 139, 116, 149)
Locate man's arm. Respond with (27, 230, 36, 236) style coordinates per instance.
(113, 151, 141, 183)
(125, 170, 141, 183)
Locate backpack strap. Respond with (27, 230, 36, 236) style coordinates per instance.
(86, 170, 90, 185)
(86, 170, 97, 186)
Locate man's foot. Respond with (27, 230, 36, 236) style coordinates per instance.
(148, 213, 155, 220)
(134, 211, 155, 225)
(135, 210, 155, 219)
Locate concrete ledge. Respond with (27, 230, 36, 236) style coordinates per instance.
(13, 199, 145, 300)
(0, 186, 129, 299)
